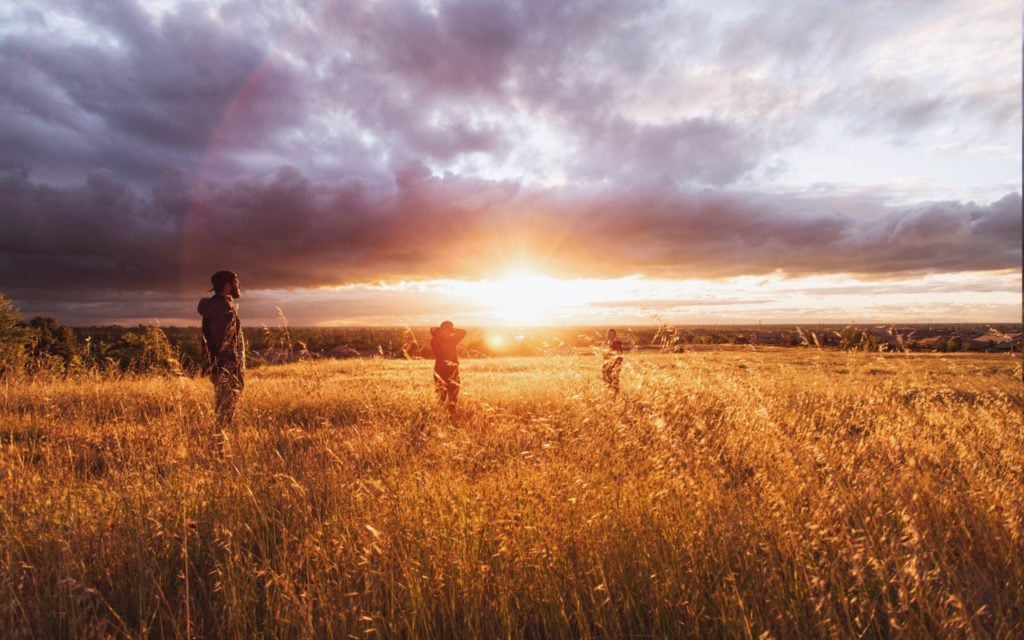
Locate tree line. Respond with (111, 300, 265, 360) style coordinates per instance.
(0, 293, 181, 377)
(2, 291, 1016, 379)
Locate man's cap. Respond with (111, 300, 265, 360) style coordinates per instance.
(209, 270, 237, 292)
(440, 320, 454, 329)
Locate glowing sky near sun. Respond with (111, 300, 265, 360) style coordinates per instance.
(0, 0, 1020, 325)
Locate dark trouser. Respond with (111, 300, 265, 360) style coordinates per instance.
(434, 363, 460, 413)
(213, 366, 245, 428)
(602, 358, 622, 392)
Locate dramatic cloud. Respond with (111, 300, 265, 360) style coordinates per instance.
(0, 0, 1019, 323)
(5, 0, 1017, 187)
(1, 164, 1018, 293)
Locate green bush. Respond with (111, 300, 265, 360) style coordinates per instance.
(112, 327, 181, 374)
(0, 293, 30, 377)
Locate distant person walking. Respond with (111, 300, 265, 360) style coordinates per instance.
(602, 328, 624, 393)
(430, 320, 466, 415)
(198, 270, 245, 452)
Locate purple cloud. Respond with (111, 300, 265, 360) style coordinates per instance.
(1, 165, 1018, 294)
(0, 0, 1019, 324)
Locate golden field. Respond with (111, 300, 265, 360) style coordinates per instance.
(1, 349, 1022, 639)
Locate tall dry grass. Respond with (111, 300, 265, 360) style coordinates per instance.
(1, 349, 1022, 638)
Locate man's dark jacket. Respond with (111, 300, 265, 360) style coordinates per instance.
(197, 294, 245, 377)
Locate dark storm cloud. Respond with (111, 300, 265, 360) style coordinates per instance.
(0, 0, 1020, 324)
(0, 0, 306, 182)
(1, 164, 1018, 295)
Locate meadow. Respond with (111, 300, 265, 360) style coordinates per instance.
(1, 349, 1021, 638)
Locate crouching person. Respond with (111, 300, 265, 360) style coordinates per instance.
(198, 270, 245, 454)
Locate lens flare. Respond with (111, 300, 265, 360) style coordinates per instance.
(477, 271, 569, 324)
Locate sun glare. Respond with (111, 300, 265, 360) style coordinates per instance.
(478, 271, 567, 324)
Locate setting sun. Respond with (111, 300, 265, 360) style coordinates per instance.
(476, 272, 570, 325)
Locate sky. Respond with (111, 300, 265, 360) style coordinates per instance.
(0, 0, 1020, 327)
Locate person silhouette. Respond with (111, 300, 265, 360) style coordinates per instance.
(430, 320, 467, 415)
(602, 328, 624, 393)
(197, 270, 245, 454)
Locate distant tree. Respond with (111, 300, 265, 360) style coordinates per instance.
(113, 327, 181, 373)
(0, 293, 30, 377)
(82, 336, 117, 372)
(28, 316, 80, 374)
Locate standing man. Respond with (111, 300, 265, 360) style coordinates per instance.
(430, 320, 467, 415)
(198, 270, 245, 451)
(602, 328, 624, 394)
